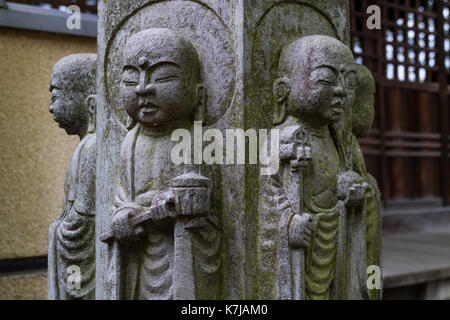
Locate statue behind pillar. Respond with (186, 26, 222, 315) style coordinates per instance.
(100, 28, 221, 300)
(257, 35, 382, 300)
(48, 54, 97, 300)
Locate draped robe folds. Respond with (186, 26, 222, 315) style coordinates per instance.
(257, 124, 381, 300)
(48, 133, 96, 300)
(106, 124, 221, 300)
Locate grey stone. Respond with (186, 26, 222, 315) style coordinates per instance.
(95, 0, 380, 300)
(48, 54, 97, 299)
(100, 28, 221, 300)
(257, 35, 382, 299)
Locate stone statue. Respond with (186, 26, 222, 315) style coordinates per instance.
(48, 54, 97, 299)
(257, 35, 381, 300)
(350, 64, 382, 300)
(100, 28, 221, 300)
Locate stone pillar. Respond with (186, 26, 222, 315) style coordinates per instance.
(96, 0, 368, 300)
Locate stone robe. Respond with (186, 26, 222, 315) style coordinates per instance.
(48, 133, 96, 299)
(106, 123, 221, 300)
(258, 123, 380, 300)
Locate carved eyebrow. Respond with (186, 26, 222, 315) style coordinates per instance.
(147, 61, 180, 71)
(122, 65, 139, 72)
(122, 61, 179, 73)
(312, 64, 338, 74)
(345, 68, 357, 74)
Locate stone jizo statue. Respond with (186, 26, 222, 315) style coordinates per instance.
(258, 35, 381, 300)
(101, 28, 221, 300)
(48, 54, 97, 300)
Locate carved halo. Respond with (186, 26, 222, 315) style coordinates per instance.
(105, 0, 236, 128)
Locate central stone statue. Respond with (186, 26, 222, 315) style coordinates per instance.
(257, 35, 381, 300)
(101, 28, 221, 300)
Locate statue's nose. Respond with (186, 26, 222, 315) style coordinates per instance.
(49, 104, 54, 114)
(334, 85, 345, 96)
(135, 83, 156, 96)
(334, 75, 347, 97)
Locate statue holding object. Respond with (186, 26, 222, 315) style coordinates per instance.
(258, 35, 382, 300)
(101, 28, 221, 300)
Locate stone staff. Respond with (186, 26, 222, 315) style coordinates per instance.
(278, 127, 311, 299)
(171, 172, 212, 299)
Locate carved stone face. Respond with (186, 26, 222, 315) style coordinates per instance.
(49, 54, 96, 136)
(121, 28, 201, 128)
(49, 76, 84, 135)
(281, 36, 357, 127)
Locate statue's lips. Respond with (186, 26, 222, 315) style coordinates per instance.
(331, 102, 344, 115)
(140, 106, 159, 114)
(52, 115, 65, 127)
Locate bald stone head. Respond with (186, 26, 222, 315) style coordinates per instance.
(49, 54, 97, 136)
(352, 64, 375, 138)
(121, 28, 204, 128)
(274, 35, 357, 126)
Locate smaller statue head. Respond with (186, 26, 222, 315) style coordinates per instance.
(49, 54, 97, 137)
(273, 35, 357, 127)
(352, 64, 375, 138)
(121, 28, 205, 129)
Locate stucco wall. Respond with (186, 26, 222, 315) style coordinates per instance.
(0, 27, 96, 299)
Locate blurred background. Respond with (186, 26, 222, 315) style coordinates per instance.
(0, 0, 449, 299)
(0, 0, 96, 299)
(351, 0, 450, 299)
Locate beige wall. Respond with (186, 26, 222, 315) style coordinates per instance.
(0, 27, 96, 299)
(0, 272, 47, 300)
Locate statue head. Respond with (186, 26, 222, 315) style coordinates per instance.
(49, 54, 97, 137)
(121, 28, 205, 129)
(273, 35, 357, 127)
(352, 64, 375, 138)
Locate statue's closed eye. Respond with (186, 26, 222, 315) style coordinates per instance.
(317, 79, 336, 86)
(123, 80, 138, 86)
(154, 75, 178, 83)
(312, 68, 337, 85)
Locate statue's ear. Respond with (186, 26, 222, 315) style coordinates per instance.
(195, 83, 206, 122)
(85, 94, 97, 133)
(272, 77, 290, 125)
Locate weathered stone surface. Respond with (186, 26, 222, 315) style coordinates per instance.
(96, 0, 380, 300)
(256, 35, 381, 300)
(47, 54, 97, 300)
(96, 0, 239, 299)
(99, 29, 221, 300)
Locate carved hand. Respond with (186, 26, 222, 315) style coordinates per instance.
(345, 182, 369, 206)
(337, 170, 369, 207)
(111, 203, 145, 242)
(289, 213, 314, 249)
(290, 146, 311, 172)
(149, 190, 176, 221)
